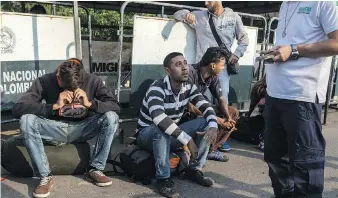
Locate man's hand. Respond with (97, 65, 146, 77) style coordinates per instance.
(187, 139, 198, 161)
(227, 117, 236, 127)
(74, 88, 92, 108)
(269, 45, 292, 62)
(197, 127, 218, 145)
(217, 117, 235, 129)
(54, 91, 73, 110)
(185, 12, 195, 25)
(228, 54, 239, 64)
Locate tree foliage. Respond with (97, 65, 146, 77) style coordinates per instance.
(0, 1, 151, 41)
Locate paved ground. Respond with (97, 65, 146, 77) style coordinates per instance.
(1, 110, 338, 198)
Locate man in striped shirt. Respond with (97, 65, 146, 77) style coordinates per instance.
(136, 52, 218, 198)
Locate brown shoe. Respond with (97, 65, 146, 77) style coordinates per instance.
(86, 170, 112, 187)
(33, 176, 54, 198)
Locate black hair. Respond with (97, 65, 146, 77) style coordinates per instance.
(163, 52, 183, 68)
(200, 47, 227, 67)
(29, 5, 47, 14)
(58, 58, 85, 91)
(249, 75, 267, 116)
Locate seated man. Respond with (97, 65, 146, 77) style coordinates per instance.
(12, 58, 120, 198)
(136, 52, 218, 198)
(187, 47, 239, 156)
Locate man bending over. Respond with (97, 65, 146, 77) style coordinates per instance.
(12, 58, 120, 198)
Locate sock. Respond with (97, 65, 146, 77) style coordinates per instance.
(87, 166, 97, 172)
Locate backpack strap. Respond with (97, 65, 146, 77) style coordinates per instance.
(106, 154, 125, 176)
(128, 149, 143, 157)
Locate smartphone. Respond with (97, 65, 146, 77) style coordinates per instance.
(256, 50, 272, 55)
(256, 55, 275, 63)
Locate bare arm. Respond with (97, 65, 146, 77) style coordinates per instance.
(299, 1, 338, 57)
(217, 97, 231, 120)
(271, 1, 338, 61)
(188, 102, 203, 116)
(297, 30, 338, 58)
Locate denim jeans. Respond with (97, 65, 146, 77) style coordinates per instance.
(20, 111, 119, 177)
(264, 95, 325, 197)
(136, 118, 209, 179)
(218, 68, 230, 103)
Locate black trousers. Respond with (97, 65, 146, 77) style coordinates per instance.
(263, 95, 326, 198)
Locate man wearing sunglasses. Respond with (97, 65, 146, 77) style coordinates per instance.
(12, 58, 121, 198)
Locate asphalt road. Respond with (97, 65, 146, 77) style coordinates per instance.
(1, 111, 338, 198)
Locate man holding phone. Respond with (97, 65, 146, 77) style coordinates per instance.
(264, 1, 338, 197)
(12, 58, 121, 198)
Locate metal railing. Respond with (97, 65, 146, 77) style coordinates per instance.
(117, 1, 269, 102)
(44, 1, 93, 72)
(1, 1, 92, 124)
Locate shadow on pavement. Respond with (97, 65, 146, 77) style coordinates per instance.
(1, 181, 31, 198)
(128, 172, 273, 198)
(1, 176, 37, 198)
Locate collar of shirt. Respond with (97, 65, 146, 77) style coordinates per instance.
(163, 75, 189, 95)
(208, 8, 226, 18)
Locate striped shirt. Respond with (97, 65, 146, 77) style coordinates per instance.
(136, 75, 218, 145)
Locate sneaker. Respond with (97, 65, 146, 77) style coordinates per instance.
(157, 178, 179, 198)
(86, 169, 112, 187)
(258, 140, 264, 151)
(33, 176, 54, 198)
(219, 141, 231, 152)
(184, 168, 214, 187)
(207, 151, 229, 162)
(167, 177, 175, 187)
(258, 134, 264, 152)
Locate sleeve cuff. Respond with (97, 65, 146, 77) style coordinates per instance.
(45, 104, 54, 117)
(233, 49, 243, 58)
(88, 100, 98, 112)
(208, 121, 218, 129)
(177, 131, 192, 145)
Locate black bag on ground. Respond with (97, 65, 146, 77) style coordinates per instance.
(231, 115, 264, 145)
(109, 144, 155, 185)
(1, 136, 91, 177)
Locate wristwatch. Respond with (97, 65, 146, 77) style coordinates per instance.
(290, 44, 299, 60)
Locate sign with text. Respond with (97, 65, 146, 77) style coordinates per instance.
(1, 12, 77, 108)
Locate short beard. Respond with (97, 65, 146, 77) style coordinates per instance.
(207, 5, 217, 14)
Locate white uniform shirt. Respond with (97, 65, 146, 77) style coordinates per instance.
(266, 1, 338, 103)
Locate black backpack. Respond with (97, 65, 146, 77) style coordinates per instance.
(231, 115, 265, 145)
(108, 144, 155, 185)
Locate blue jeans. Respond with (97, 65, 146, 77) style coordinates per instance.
(264, 95, 325, 197)
(136, 118, 209, 179)
(218, 68, 230, 103)
(20, 111, 119, 177)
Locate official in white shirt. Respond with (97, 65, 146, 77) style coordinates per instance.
(264, 1, 338, 197)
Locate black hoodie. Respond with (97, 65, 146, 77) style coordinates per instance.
(12, 71, 121, 121)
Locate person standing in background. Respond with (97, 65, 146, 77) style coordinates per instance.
(174, 1, 249, 152)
